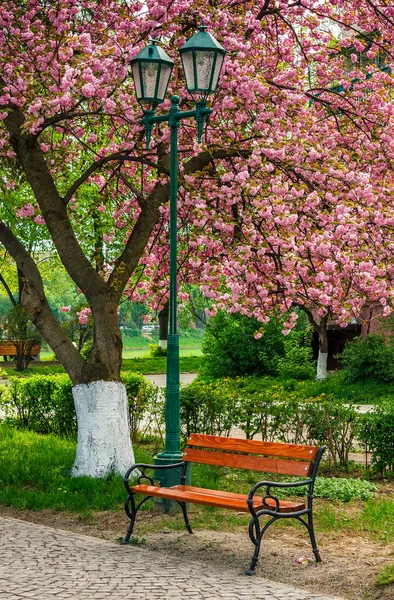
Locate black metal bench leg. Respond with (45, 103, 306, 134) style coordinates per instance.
(245, 541, 261, 576)
(307, 512, 321, 563)
(245, 515, 277, 576)
(179, 502, 193, 534)
(121, 493, 137, 544)
(122, 515, 136, 544)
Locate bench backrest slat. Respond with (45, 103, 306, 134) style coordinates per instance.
(183, 434, 320, 478)
(182, 447, 312, 477)
(186, 434, 319, 461)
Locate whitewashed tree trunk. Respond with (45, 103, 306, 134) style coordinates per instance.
(316, 351, 328, 380)
(158, 339, 167, 350)
(71, 381, 134, 477)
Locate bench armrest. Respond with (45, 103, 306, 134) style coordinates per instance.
(247, 479, 313, 516)
(123, 461, 186, 494)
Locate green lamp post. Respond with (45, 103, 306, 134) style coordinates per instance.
(130, 26, 226, 497)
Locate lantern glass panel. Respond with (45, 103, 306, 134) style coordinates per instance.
(181, 52, 195, 91)
(210, 53, 224, 92)
(132, 63, 142, 99)
(157, 64, 172, 101)
(141, 62, 159, 99)
(196, 50, 215, 91)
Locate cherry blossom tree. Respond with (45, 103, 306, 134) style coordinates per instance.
(2, 1, 394, 477)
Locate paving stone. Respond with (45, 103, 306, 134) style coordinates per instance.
(0, 516, 345, 600)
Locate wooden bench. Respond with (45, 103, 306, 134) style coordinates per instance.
(0, 340, 40, 361)
(123, 434, 326, 574)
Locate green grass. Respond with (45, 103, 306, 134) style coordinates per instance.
(0, 426, 153, 513)
(376, 563, 394, 586)
(1, 355, 201, 377)
(122, 355, 201, 373)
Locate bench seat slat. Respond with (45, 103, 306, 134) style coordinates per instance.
(130, 484, 305, 513)
(182, 447, 312, 477)
(187, 434, 319, 461)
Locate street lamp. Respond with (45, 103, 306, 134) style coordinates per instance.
(131, 25, 226, 495)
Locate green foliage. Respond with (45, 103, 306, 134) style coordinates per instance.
(306, 398, 360, 467)
(1, 374, 76, 436)
(201, 312, 285, 378)
(359, 401, 394, 476)
(375, 563, 394, 587)
(149, 343, 167, 357)
(180, 379, 238, 439)
(279, 477, 377, 502)
(180, 377, 360, 467)
(0, 373, 164, 442)
(339, 334, 394, 384)
(121, 372, 162, 442)
(276, 313, 315, 380)
(201, 311, 315, 380)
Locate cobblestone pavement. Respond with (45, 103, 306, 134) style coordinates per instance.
(0, 516, 344, 600)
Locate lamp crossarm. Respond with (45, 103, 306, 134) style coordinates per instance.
(140, 100, 213, 148)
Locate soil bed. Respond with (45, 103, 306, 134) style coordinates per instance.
(1, 503, 393, 600)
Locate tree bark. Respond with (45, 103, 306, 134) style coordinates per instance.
(301, 308, 329, 380)
(158, 301, 169, 349)
(72, 381, 134, 477)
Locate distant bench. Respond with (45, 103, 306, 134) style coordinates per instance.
(0, 341, 41, 361)
(123, 434, 326, 574)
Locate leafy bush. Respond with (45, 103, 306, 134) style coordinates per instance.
(359, 402, 394, 476)
(0, 373, 163, 441)
(180, 377, 360, 467)
(201, 312, 285, 378)
(306, 398, 360, 467)
(1, 374, 75, 436)
(276, 317, 315, 381)
(339, 335, 394, 384)
(280, 477, 377, 502)
(122, 372, 162, 442)
(201, 311, 315, 380)
(149, 343, 167, 357)
(180, 379, 238, 439)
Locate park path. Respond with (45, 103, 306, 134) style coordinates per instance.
(0, 516, 344, 600)
(145, 372, 197, 386)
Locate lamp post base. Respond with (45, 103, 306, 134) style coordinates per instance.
(153, 452, 190, 513)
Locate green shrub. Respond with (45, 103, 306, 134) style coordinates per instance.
(276, 319, 315, 381)
(1, 374, 75, 436)
(121, 372, 162, 442)
(0, 373, 162, 442)
(201, 310, 315, 380)
(339, 335, 394, 384)
(359, 402, 394, 476)
(149, 343, 167, 357)
(280, 477, 377, 502)
(201, 312, 285, 378)
(180, 377, 361, 467)
(180, 379, 238, 440)
(306, 398, 360, 467)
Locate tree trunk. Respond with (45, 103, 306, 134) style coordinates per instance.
(71, 380, 134, 477)
(301, 308, 329, 380)
(317, 320, 329, 380)
(158, 301, 169, 350)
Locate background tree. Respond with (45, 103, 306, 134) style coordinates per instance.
(4, 304, 41, 371)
